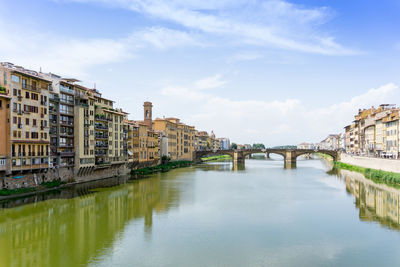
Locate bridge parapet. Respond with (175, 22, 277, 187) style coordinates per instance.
(194, 149, 340, 167)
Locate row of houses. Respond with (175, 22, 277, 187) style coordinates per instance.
(344, 104, 400, 158)
(297, 134, 342, 151)
(0, 62, 230, 183)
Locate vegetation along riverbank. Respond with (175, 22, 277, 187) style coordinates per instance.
(131, 161, 193, 176)
(201, 155, 232, 162)
(0, 180, 66, 197)
(334, 161, 400, 186)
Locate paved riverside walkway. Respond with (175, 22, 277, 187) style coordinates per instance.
(341, 153, 400, 173)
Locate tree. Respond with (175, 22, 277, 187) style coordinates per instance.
(231, 143, 238, 150)
(252, 143, 265, 149)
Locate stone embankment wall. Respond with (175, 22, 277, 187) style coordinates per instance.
(340, 153, 400, 173)
(1, 160, 160, 190)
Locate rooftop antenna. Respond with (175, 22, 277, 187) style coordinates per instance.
(39, 67, 42, 73)
(94, 82, 96, 89)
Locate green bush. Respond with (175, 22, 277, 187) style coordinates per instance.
(41, 180, 66, 188)
(131, 161, 193, 176)
(0, 187, 35, 196)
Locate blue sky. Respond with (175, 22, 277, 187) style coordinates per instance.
(1, 0, 400, 145)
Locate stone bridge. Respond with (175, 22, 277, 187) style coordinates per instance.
(194, 149, 340, 168)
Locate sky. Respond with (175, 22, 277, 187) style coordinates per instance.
(1, 0, 400, 146)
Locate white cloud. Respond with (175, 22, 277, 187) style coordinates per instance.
(60, 0, 358, 55)
(194, 74, 228, 90)
(230, 51, 263, 62)
(0, 18, 197, 77)
(158, 75, 399, 145)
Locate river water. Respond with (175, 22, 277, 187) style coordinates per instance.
(1, 158, 400, 267)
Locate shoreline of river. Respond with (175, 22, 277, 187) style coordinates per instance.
(334, 161, 400, 187)
(0, 161, 194, 202)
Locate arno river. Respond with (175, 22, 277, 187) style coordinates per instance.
(1, 158, 400, 267)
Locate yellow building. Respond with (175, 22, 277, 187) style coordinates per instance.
(125, 120, 140, 165)
(0, 62, 51, 175)
(382, 111, 399, 158)
(153, 117, 195, 161)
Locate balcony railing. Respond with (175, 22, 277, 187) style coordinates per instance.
(60, 86, 74, 95)
(95, 114, 112, 122)
(95, 134, 108, 139)
(60, 120, 74, 126)
(22, 84, 40, 92)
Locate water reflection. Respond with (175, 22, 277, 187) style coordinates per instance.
(341, 169, 400, 231)
(232, 163, 245, 171)
(0, 174, 184, 267)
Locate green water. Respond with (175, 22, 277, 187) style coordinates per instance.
(1, 159, 400, 267)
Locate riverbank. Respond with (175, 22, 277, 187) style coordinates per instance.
(131, 160, 193, 176)
(201, 155, 232, 162)
(334, 161, 400, 186)
(340, 153, 400, 173)
(0, 161, 193, 201)
(0, 180, 66, 197)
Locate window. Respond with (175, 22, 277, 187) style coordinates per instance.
(31, 132, 38, 139)
(31, 93, 38, 100)
(26, 132, 29, 139)
(25, 92, 30, 98)
(25, 118, 29, 125)
(13, 89, 17, 96)
(4, 72, 7, 85)
(22, 78, 27, 89)
(11, 74, 19, 83)
(33, 119, 37, 126)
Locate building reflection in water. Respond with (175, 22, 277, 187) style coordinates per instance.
(0, 173, 186, 267)
(341, 169, 400, 231)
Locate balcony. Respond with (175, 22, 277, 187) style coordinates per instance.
(50, 96, 60, 102)
(75, 91, 88, 99)
(22, 84, 40, 92)
(17, 95, 23, 101)
(60, 131, 74, 137)
(60, 151, 75, 157)
(0, 87, 8, 95)
(60, 99, 74, 105)
(59, 143, 74, 148)
(95, 114, 112, 122)
(95, 142, 108, 148)
(60, 120, 74, 126)
(60, 86, 74, 95)
(95, 134, 108, 140)
(94, 124, 108, 131)
(59, 110, 73, 116)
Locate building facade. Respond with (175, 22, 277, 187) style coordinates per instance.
(0, 62, 51, 177)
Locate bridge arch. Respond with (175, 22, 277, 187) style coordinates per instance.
(293, 150, 338, 162)
(195, 150, 235, 162)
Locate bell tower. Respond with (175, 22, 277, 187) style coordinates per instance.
(143, 101, 153, 130)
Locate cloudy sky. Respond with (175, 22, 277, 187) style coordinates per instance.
(1, 0, 400, 146)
